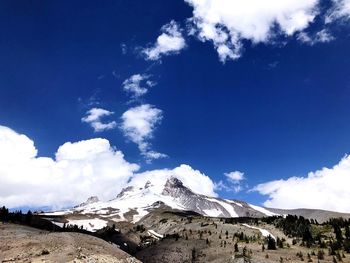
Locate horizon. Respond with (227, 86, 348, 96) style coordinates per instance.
(1, 0, 350, 213)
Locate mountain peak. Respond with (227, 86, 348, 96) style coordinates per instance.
(116, 186, 134, 199)
(144, 180, 153, 189)
(74, 196, 99, 208)
(67, 176, 277, 223)
(162, 176, 195, 198)
(164, 176, 185, 189)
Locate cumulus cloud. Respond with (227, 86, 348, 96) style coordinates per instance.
(0, 125, 217, 209)
(122, 74, 156, 98)
(143, 20, 186, 60)
(185, 0, 321, 62)
(120, 104, 167, 161)
(297, 29, 335, 45)
(138, 1, 350, 63)
(81, 108, 117, 132)
(0, 125, 139, 209)
(253, 155, 350, 213)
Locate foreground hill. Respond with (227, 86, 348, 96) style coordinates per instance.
(0, 222, 140, 263)
(2, 206, 350, 262)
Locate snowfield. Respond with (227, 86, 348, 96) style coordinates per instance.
(67, 218, 108, 232)
(242, 223, 276, 240)
(205, 197, 239, 217)
(248, 204, 278, 217)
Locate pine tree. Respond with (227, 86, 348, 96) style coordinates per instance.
(267, 235, 276, 250)
(317, 250, 324, 260)
(234, 242, 239, 252)
(25, 210, 32, 225)
(345, 225, 350, 240)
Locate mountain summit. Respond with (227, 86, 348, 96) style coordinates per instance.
(60, 177, 276, 223)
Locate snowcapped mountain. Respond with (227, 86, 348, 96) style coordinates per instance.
(74, 196, 99, 208)
(55, 177, 277, 224)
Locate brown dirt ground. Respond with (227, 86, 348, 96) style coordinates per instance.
(0, 222, 140, 263)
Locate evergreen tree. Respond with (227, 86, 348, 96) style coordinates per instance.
(317, 250, 324, 260)
(25, 210, 33, 225)
(191, 248, 196, 263)
(267, 235, 276, 250)
(234, 242, 239, 252)
(345, 225, 350, 240)
(333, 224, 343, 244)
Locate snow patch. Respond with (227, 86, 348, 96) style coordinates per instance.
(67, 218, 107, 232)
(206, 198, 238, 217)
(203, 208, 223, 217)
(242, 223, 276, 240)
(249, 204, 279, 217)
(42, 211, 71, 216)
(225, 199, 243, 207)
(148, 230, 164, 239)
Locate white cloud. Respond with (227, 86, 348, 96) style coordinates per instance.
(0, 125, 139, 209)
(214, 171, 245, 193)
(297, 29, 335, 45)
(143, 20, 186, 60)
(120, 104, 167, 161)
(326, 0, 350, 23)
(185, 0, 320, 62)
(253, 155, 350, 213)
(0, 125, 217, 209)
(225, 171, 245, 183)
(81, 108, 117, 132)
(129, 164, 217, 197)
(122, 74, 156, 98)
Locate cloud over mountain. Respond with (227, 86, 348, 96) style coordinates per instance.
(0, 125, 138, 208)
(253, 155, 350, 213)
(0, 125, 215, 209)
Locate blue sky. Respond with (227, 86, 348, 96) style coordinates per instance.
(1, 0, 350, 211)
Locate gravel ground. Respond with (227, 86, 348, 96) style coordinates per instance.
(0, 223, 140, 263)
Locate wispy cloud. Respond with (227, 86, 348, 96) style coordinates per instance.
(225, 171, 245, 182)
(297, 29, 335, 45)
(326, 0, 350, 23)
(120, 104, 167, 162)
(82, 108, 117, 132)
(122, 74, 156, 98)
(142, 20, 186, 60)
(215, 171, 246, 193)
